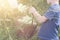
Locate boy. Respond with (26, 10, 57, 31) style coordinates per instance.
(29, 0, 60, 40)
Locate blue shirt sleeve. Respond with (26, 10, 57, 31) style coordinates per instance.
(44, 10, 56, 20)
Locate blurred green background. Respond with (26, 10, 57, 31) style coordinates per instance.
(0, 0, 60, 40)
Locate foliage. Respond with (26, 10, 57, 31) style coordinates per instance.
(1, 0, 60, 40)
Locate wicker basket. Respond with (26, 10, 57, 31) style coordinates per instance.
(16, 23, 37, 40)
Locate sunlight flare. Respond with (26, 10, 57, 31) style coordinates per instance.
(8, 0, 18, 8)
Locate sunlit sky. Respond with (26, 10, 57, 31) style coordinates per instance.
(8, 0, 18, 8)
(0, 0, 18, 8)
(0, 0, 28, 13)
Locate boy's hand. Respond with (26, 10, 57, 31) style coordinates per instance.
(29, 6, 37, 14)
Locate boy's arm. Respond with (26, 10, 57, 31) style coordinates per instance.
(31, 11, 47, 23)
(29, 7, 48, 23)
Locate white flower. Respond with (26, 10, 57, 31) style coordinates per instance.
(18, 3, 28, 13)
